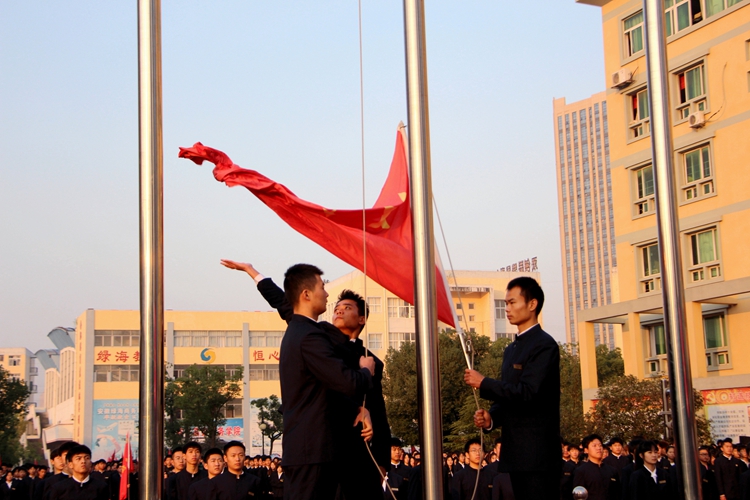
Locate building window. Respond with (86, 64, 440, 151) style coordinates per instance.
(681, 144, 714, 201)
(94, 365, 139, 382)
(468, 303, 475, 310)
(455, 303, 462, 310)
(705, 0, 743, 18)
(457, 315, 463, 323)
(248, 331, 283, 348)
(495, 300, 506, 319)
(633, 164, 655, 215)
(248, 364, 279, 381)
(468, 315, 476, 322)
(646, 323, 667, 375)
(704, 313, 730, 370)
(95, 330, 140, 347)
(8, 356, 21, 367)
(665, 0, 700, 36)
(387, 298, 414, 318)
(676, 63, 707, 119)
(368, 333, 383, 350)
(223, 399, 243, 418)
(628, 88, 650, 139)
(389, 332, 416, 350)
(367, 297, 382, 314)
(688, 227, 721, 282)
(640, 243, 661, 293)
(623, 11, 644, 57)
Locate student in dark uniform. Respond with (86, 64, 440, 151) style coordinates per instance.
(221, 262, 375, 500)
(450, 438, 493, 500)
(628, 440, 672, 500)
(388, 438, 411, 498)
(384, 469, 405, 500)
(48, 445, 109, 500)
(42, 441, 80, 500)
(269, 464, 284, 500)
(2, 470, 28, 500)
(210, 441, 261, 500)
(697, 446, 718, 500)
(602, 438, 629, 475)
(172, 442, 207, 500)
(572, 434, 620, 500)
(561, 444, 581, 500)
(165, 447, 185, 500)
(715, 438, 747, 500)
(188, 448, 223, 500)
(483, 438, 513, 500)
(464, 277, 560, 500)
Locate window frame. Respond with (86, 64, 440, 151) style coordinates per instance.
(685, 225, 722, 284)
(644, 323, 667, 376)
(678, 142, 715, 203)
(368, 333, 383, 350)
(638, 241, 662, 295)
(703, 312, 731, 370)
(623, 11, 644, 58)
(674, 61, 708, 121)
(631, 162, 655, 218)
(627, 87, 651, 141)
(366, 297, 382, 314)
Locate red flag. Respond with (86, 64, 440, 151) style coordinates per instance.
(179, 129, 455, 326)
(119, 433, 133, 500)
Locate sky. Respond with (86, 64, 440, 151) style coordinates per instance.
(0, 1, 605, 352)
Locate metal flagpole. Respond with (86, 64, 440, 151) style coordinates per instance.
(642, 1, 702, 498)
(402, 1, 444, 499)
(137, 0, 165, 498)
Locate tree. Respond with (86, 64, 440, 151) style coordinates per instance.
(559, 344, 586, 444)
(251, 395, 283, 456)
(595, 344, 625, 386)
(165, 376, 188, 449)
(0, 366, 31, 464)
(166, 365, 243, 447)
(585, 375, 712, 443)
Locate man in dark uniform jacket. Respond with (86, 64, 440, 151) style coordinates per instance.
(628, 440, 672, 500)
(2, 470, 28, 500)
(716, 439, 747, 500)
(165, 447, 185, 500)
(602, 438, 629, 475)
(697, 446, 718, 500)
(483, 438, 514, 500)
(450, 438, 493, 500)
(49, 445, 109, 500)
(269, 465, 284, 500)
(561, 444, 581, 500)
(220, 260, 380, 500)
(572, 435, 620, 500)
(270, 264, 374, 500)
(464, 277, 560, 500)
(42, 441, 80, 500)
(172, 442, 207, 500)
(388, 439, 411, 499)
(210, 441, 261, 500)
(187, 448, 223, 500)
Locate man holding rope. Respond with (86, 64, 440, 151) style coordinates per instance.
(463, 277, 560, 500)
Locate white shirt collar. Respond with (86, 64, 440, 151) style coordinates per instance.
(516, 323, 539, 337)
(72, 475, 91, 485)
(646, 465, 657, 483)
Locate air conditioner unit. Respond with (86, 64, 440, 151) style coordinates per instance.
(688, 111, 706, 128)
(611, 69, 633, 88)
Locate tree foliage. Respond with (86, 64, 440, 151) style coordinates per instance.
(559, 344, 585, 444)
(0, 366, 31, 464)
(595, 344, 625, 386)
(165, 365, 243, 448)
(251, 395, 283, 456)
(585, 375, 712, 443)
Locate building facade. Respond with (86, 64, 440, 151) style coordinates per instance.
(0, 347, 43, 448)
(576, 0, 750, 441)
(553, 93, 619, 349)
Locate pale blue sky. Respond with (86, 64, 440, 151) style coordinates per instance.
(0, 1, 605, 351)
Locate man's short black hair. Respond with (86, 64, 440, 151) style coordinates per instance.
(722, 437, 734, 445)
(284, 264, 324, 307)
(37, 465, 48, 471)
(581, 434, 603, 450)
(93, 459, 106, 466)
(65, 445, 92, 462)
(203, 448, 223, 462)
(223, 440, 246, 454)
(390, 438, 403, 448)
(171, 446, 184, 455)
(337, 289, 369, 319)
(57, 441, 80, 458)
(50, 448, 62, 460)
(184, 441, 202, 454)
(464, 438, 482, 453)
(608, 437, 623, 446)
(507, 276, 544, 316)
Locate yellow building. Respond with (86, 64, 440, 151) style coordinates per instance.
(0, 347, 42, 445)
(72, 309, 287, 461)
(321, 268, 544, 360)
(576, 0, 750, 440)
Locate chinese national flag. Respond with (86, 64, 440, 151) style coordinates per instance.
(119, 433, 133, 500)
(179, 128, 455, 327)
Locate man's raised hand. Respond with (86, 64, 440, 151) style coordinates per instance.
(220, 259, 260, 279)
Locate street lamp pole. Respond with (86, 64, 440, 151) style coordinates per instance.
(259, 422, 267, 456)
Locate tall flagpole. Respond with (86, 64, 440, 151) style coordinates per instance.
(402, 1, 444, 499)
(642, 1, 701, 498)
(137, 0, 165, 498)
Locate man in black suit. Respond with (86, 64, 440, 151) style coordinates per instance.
(269, 263, 374, 500)
(698, 446, 718, 500)
(571, 435, 620, 500)
(211, 441, 262, 500)
(49, 445, 109, 500)
(221, 260, 384, 499)
(171, 442, 207, 500)
(715, 438, 747, 500)
(187, 448, 223, 500)
(602, 437, 629, 475)
(463, 277, 560, 500)
(450, 438, 493, 500)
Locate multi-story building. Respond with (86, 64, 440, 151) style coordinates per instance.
(553, 93, 619, 349)
(320, 268, 543, 360)
(0, 347, 43, 447)
(576, 0, 750, 441)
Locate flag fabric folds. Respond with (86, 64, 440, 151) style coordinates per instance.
(119, 433, 133, 500)
(178, 130, 455, 327)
